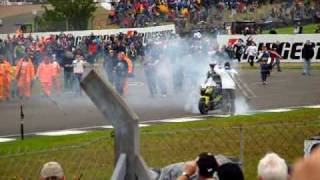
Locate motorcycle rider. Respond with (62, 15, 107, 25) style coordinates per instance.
(205, 62, 222, 103)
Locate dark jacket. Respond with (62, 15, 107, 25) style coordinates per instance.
(302, 44, 314, 60)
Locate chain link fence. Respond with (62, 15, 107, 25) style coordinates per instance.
(1, 120, 320, 179)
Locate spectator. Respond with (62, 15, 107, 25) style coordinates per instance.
(269, 28, 277, 34)
(0, 55, 11, 101)
(257, 46, 271, 85)
(271, 41, 282, 72)
(114, 52, 132, 95)
(245, 42, 258, 67)
(40, 161, 65, 180)
(159, 153, 236, 180)
(15, 54, 35, 99)
(233, 39, 245, 63)
(51, 54, 61, 96)
(258, 152, 288, 180)
(73, 55, 86, 96)
(301, 40, 314, 76)
(62, 49, 74, 92)
(169, 152, 219, 180)
(37, 55, 54, 97)
(217, 163, 244, 180)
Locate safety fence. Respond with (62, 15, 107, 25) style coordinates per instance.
(1, 120, 320, 179)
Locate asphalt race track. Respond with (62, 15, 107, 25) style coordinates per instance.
(0, 68, 320, 136)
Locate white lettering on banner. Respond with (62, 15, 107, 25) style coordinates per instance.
(0, 24, 176, 46)
(217, 34, 320, 62)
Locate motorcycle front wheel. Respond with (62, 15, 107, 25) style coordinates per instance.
(198, 98, 209, 115)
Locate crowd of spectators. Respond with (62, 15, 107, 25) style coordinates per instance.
(109, 0, 320, 31)
(109, 0, 265, 28)
(0, 31, 145, 99)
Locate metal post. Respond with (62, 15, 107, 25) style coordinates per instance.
(81, 70, 152, 180)
(20, 104, 24, 140)
(239, 125, 244, 169)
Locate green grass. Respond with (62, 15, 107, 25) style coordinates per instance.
(1, 108, 320, 179)
(263, 23, 320, 34)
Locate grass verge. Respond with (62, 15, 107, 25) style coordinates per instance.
(1, 108, 320, 179)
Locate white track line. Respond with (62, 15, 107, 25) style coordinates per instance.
(36, 130, 88, 136)
(0, 138, 16, 143)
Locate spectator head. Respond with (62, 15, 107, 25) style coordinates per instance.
(196, 152, 218, 178)
(292, 149, 320, 180)
(40, 161, 64, 180)
(306, 40, 311, 45)
(217, 163, 244, 180)
(258, 153, 288, 180)
(117, 52, 125, 60)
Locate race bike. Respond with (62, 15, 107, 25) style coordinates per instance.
(198, 80, 223, 115)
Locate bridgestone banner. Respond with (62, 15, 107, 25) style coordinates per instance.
(217, 34, 320, 62)
(0, 24, 175, 46)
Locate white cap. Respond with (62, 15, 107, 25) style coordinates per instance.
(40, 161, 64, 178)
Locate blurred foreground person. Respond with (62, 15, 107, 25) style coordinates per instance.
(0, 55, 11, 101)
(292, 149, 320, 180)
(258, 153, 288, 180)
(37, 56, 53, 97)
(15, 55, 35, 99)
(40, 161, 65, 180)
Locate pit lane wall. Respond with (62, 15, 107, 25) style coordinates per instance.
(0, 24, 175, 46)
(217, 34, 320, 62)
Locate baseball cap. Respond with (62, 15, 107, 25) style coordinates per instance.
(40, 161, 64, 179)
(196, 152, 218, 178)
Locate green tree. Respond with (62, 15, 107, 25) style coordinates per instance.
(40, 0, 97, 31)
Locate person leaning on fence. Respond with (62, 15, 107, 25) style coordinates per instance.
(158, 152, 231, 180)
(257, 152, 288, 180)
(176, 152, 219, 180)
(40, 161, 65, 180)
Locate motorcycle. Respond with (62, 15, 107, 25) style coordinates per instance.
(198, 80, 223, 115)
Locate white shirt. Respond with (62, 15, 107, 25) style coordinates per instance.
(214, 65, 237, 89)
(245, 45, 258, 57)
(73, 60, 85, 74)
